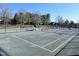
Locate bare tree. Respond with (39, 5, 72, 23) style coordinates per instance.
(57, 16, 64, 24)
(24, 12, 31, 24)
(77, 19, 79, 28)
(56, 16, 64, 28)
(0, 7, 11, 32)
(32, 13, 42, 28)
(70, 20, 74, 28)
(64, 19, 69, 28)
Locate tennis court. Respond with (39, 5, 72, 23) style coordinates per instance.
(0, 28, 78, 56)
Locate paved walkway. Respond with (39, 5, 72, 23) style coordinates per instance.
(56, 33, 79, 56)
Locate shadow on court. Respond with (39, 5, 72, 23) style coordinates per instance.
(0, 48, 9, 56)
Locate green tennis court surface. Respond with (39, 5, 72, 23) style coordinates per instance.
(0, 29, 78, 56)
(56, 33, 79, 56)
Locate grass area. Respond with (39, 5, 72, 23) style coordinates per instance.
(0, 24, 33, 29)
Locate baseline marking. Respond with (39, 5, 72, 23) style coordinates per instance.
(43, 32, 75, 47)
(42, 35, 68, 47)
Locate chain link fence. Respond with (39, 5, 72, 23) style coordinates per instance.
(0, 24, 35, 33)
(0, 23, 50, 33)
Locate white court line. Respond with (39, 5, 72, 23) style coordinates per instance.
(7, 31, 77, 55)
(42, 35, 68, 47)
(51, 33, 78, 53)
(9, 34, 53, 53)
(42, 32, 75, 47)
